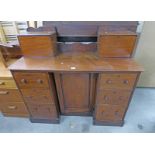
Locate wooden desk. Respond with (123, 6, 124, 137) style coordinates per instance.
(9, 52, 143, 125)
(8, 22, 143, 126)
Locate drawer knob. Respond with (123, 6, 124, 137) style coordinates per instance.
(106, 80, 112, 84)
(123, 80, 129, 84)
(0, 81, 5, 85)
(21, 79, 27, 84)
(115, 111, 119, 117)
(104, 96, 109, 101)
(0, 91, 9, 95)
(37, 79, 43, 84)
(8, 105, 17, 109)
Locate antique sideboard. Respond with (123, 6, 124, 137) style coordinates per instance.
(7, 21, 143, 126)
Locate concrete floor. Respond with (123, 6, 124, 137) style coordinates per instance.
(0, 88, 155, 133)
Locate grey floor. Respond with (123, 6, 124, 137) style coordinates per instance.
(0, 88, 155, 133)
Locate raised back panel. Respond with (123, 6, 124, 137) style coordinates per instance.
(43, 21, 138, 37)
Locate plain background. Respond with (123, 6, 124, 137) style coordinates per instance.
(0, 0, 155, 155)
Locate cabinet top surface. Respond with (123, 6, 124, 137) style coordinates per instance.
(9, 52, 143, 72)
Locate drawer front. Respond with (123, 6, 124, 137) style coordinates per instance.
(99, 73, 137, 90)
(27, 104, 58, 119)
(0, 79, 17, 89)
(13, 72, 49, 89)
(1, 102, 29, 116)
(0, 89, 23, 103)
(21, 89, 53, 105)
(96, 89, 131, 106)
(95, 104, 126, 122)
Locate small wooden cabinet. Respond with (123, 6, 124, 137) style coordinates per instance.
(12, 72, 60, 123)
(54, 73, 96, 115)
(98, 29, 137, 58)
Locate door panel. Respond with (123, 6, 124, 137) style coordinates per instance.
(54, 73, 96, 115)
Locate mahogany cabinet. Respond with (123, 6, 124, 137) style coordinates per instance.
(12, 72, 60, 123)
(54, 73, 96, 115)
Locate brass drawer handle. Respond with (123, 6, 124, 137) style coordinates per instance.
(37, 79, 43, 84)
(0, 91, 9, 95)
(8, 105, 17, 109)
(21, 79, 27, 84)
(123, 80, 129, 84)
(0, 81, 5, 85)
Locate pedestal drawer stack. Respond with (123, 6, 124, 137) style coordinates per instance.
(12, 72, 60, 123)
(93, 72, 140, 126)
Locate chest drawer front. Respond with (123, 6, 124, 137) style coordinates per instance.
(0, 89, 23, 103)
(21, 89, 53, 105)
(1, 102, 29, 117)
(99, 73, 137, 90)
(27, 104, 58, 119)
(96, 89, 131, 106)
(13, 72, 49, 89)
(0, 79, 17, 89)
(95, 104, 126, 122)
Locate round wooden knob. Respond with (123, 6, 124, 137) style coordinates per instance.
(37, 79, 43, 84)
(0, 81, 5, 85)
(115, 111, 119, 116)
(104, 96, 109, 101)
(106, 80, 112, 84)
(123, 80, 129, 84)
(21, 79, 27, 84)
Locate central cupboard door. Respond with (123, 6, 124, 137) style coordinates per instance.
(54, 73, 96, 115)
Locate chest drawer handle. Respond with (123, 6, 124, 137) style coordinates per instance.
(0, 81, 5, 85)
(0, 91, 9, 95)
(21, 79, 27, 84)
(106, 80, 112, 84)
(37, 79, 43, 84)
(104, 96, 109, 102)
(123, 80, 129, 84)
(8, 105, 17, 109)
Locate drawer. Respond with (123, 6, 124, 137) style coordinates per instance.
(21, 89, 53, 105)
(1, 102, 29, 117)
(99, 73, 137, 90)
(27, 104, 58, 119)
(13, 72, 49, 89)
(96, 89, 131, 106)
(0, 89, 23, 103)
(0, 79, 17, 89)
(95, 104, 126, 122)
